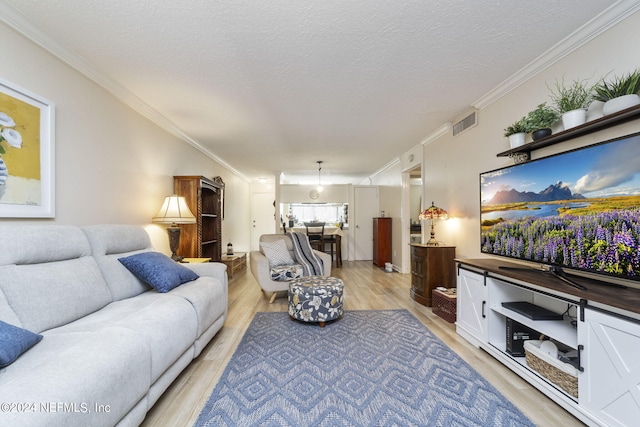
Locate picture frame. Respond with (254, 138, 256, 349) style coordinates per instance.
(0, 78, 55, 217)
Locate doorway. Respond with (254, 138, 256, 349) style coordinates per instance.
(251, 193, 276, 251)
(401, 165, 422, 273)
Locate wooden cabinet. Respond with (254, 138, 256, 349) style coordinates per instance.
(372, 217, 391, 267)
(409, 244, 455, 306)
(174, 176, 224, 261)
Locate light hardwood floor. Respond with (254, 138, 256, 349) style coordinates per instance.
(142, 261, 585, 426)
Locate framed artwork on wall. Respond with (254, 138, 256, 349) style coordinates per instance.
(0, 78, 55, 218)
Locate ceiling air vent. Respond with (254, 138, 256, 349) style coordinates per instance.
(452, 110, 477, 137)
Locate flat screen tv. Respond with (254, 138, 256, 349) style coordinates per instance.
(480, 131, 640, 282)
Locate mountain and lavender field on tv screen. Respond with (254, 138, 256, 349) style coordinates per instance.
(480, 132, 640, 280)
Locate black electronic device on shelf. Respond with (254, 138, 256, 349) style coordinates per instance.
(505, 318, 541, 357)
(502, 301, 564, 321)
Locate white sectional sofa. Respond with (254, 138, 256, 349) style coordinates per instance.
(0, 224, 228, 427)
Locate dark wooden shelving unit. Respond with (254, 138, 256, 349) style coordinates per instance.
(497, 104, 640, 158)
(174, 175, 224, 261)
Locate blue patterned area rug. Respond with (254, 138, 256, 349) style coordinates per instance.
(194, 310, 535, 426)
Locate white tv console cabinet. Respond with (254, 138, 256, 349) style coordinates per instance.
(456, 258, 640, 427)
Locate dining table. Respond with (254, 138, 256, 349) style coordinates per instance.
(288, 225, 344, 237)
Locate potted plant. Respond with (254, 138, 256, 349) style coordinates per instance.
(503, 117, 529, 148)
(593, 69, 640, 115)
(524, 103, 559, 140)
(548, 77, 594, 130)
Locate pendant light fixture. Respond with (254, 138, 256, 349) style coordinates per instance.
(316, 160, 323, 193)
(309, 160, 323, 200)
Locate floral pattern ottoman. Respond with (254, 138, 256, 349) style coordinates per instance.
(288, 276, 344, 327)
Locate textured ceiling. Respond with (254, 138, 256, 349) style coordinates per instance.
(1, 0, 625, 184)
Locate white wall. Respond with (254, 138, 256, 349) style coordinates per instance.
(422, 10, 640, 261)
(279, 184, 350, 203)
(0, 22, 251, 254)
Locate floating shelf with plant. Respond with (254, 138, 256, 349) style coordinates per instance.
(497, 103, 640, 159)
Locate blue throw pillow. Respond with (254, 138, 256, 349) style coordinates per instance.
(118, 252, 199, 293)
(0, 320, 43, 368)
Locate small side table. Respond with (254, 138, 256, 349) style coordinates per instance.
(182, 258, 211, 263)
(220, 252, 247, 278)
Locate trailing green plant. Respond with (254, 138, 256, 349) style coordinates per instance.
(593, 69, 640, 101)
(503, 117, 529, 137)
(548, 77, 594, 114)
(524, 103, 559, 130)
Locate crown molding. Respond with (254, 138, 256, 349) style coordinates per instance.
(420, 123, 450, 146)
(472, 0, 640, 109)
(0, 1, 250, 182)
(368, 157, 401, 182)
(372, 124, 449, 180)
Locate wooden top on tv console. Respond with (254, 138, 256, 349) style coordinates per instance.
(456, 258, 640, 316)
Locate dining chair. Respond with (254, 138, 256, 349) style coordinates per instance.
(304, 222, 325, 251)
(323, 222, 343, 267)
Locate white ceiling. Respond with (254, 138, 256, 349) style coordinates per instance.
(1, 0, 630, 184)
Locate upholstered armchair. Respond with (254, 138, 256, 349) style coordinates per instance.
(250, 234, 332, 303)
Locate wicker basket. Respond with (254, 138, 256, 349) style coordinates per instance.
(432, 289, 457, 323)
(524, 340, 578, 398)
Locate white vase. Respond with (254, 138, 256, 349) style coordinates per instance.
(602, 94, 640, 116)
(508, 132, 526, 149)
(561, 109, 587, 130)
(586, 100, 605, 121)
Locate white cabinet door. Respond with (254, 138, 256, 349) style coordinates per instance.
(579, 308, 640, 427)
(456, 267, 488, 347)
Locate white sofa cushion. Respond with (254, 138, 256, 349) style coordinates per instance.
(0, 225, 90, 266)
(0, 327, 151, 427)
(83, 225, 155, 301)
(0, 257, 112, 334)
(49, 291, 198, 382)
(170, 275, 228, 338)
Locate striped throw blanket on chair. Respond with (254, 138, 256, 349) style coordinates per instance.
(287, 232, 324, 276)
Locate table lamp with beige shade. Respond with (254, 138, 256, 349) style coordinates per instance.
(152, 195, 196, 262)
